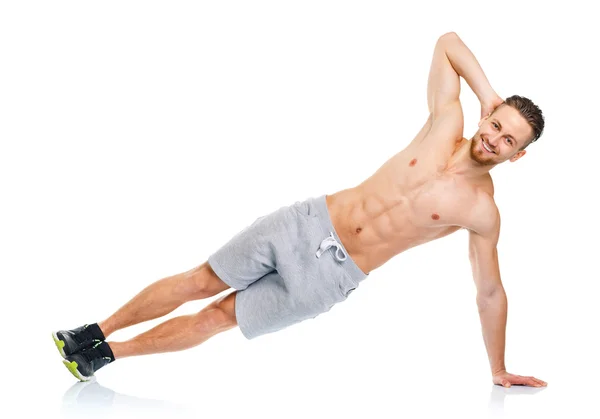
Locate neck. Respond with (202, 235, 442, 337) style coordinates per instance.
(445, 137, 497, 177)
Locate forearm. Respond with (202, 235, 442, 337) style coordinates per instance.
(477, 290, 508, 375)
(441, 33, 497, 104)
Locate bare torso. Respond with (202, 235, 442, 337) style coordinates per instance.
(325, 117, 495, 275)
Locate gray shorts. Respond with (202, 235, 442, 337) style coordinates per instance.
(207, 194, 369, 340)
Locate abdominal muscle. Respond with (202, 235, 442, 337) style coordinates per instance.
(325, 149, 469, 275)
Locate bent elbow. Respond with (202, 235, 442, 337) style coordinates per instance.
(439, 31, 459, 43)
(476, 287, 507, 310)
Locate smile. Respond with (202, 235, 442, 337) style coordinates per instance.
(482, 140, 495, 154)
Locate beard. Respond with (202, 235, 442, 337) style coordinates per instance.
(469, 136, 498, 166)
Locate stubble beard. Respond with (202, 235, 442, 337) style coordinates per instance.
(470, 136, 497, 166)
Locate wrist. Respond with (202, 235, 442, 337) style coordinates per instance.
(492, 366, 507, 376)
(478, 89, 501, 107)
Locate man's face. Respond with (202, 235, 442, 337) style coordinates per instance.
(470, 105, 534, 166)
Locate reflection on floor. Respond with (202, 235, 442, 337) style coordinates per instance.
(488, 383, 546, 416)
(59, 375, 547, 417)
(61, 377, 196, 418)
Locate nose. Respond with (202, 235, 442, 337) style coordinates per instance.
(488, 134, 502, 146)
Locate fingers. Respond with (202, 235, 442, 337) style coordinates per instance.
(520, 375, 547, 387)
(497, 375, 548, 388)
(513, 376, 548, 387)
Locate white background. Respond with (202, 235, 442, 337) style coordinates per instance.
(1, 1, 598, 418)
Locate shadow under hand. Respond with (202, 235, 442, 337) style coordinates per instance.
(61, 377, 195, 418)
(488, 384, 547, 416)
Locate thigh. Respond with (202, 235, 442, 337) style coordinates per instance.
(206, 202, 300, 291)
(234, 269, 340, 340)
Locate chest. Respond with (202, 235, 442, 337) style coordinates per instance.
(405, 175, 475, 229)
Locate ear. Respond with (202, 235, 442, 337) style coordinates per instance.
(509, 149, 526, 162)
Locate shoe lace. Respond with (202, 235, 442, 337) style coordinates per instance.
(80, 341, 111, 364)
(74, 324, 97, 346)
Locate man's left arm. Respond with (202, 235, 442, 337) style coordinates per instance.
(468, 205, 547, 388)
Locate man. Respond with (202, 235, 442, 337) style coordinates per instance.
(53, 32, 547, 388)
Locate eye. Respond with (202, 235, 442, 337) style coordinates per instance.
(492, 122, 499, 129)
(506, 137, 512, 145)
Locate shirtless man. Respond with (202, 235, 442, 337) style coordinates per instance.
(53, 32, 547, 388)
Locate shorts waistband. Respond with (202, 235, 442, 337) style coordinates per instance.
(308, 194, 369, 283)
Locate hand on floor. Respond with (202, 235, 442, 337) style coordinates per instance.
(493, 371, 547, 388)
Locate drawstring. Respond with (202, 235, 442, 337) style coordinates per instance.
(316, 231, 347, 262)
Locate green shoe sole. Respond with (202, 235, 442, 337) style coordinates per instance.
(52, 332, 66, 358)
(62, 359, 93, 382)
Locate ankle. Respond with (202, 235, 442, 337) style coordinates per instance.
(105, 341, 128, 360)
(97, 321, 112, 338)
(96, 341, 116, 362)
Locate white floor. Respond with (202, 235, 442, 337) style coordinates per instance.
(12, 270, 600, 419)
(12, 331, 600, 419)
(51, 378, 579, 419)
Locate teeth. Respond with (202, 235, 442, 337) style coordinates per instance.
(483, 141, 494, 153)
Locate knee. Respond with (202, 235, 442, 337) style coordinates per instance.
(178, 262, 229, 300)
(208, 292, 238, 328)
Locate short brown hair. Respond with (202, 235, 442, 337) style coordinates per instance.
(500, 95, 545, 149)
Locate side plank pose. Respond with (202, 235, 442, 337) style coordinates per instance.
(54, 32, 547, 388)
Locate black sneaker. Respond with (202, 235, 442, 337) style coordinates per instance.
(52, 323, 105, 358)
(63, 341, 114, 382)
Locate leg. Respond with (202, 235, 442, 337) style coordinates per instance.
(98, 261, 230, 338)
(107, 290, 238, 358)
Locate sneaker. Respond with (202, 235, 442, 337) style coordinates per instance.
(52, 324, 105, 358)
(63, 341, 113, 382)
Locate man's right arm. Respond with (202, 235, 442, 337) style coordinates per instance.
(427, 32, 501, 119)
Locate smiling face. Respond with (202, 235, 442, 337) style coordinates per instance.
(469, 104, 535, 166)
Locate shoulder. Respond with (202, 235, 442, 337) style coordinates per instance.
(482, 174, 495, 197)
(467, 187, 500, 240)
